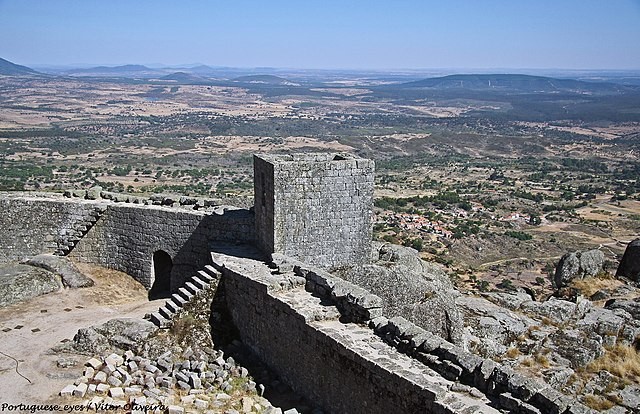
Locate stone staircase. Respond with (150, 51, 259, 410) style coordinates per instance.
(149, 264, 221, 328)
(54, 206, 106, 256)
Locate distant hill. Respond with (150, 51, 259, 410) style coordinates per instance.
(397, 74, 629, 94)
(159, 71, 208, 83)
(0, 57, 39, 76)
(186, 65, 218, 75)
(231, 74, 299, 86)
(65, 64, 163, 77)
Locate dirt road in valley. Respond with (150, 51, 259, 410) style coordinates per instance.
(0, 264, 160, 404)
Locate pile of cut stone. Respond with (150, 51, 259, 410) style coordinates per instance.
(59, 347, 290, 414)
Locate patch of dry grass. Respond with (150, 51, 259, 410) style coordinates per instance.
(587, 344, 640, 383)
(534, 353, 551, 368)
(505, 347, 521, 359)
(582, 394, 615, 411)
(570, 273, 621, 298)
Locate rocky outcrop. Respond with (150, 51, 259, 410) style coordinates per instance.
(616, 238, 640, 282)
(456, 295, 537, 357)
(65, 318, 159, 355)
(604, 297, 640, 320)
(0, 263, 61, 307)
(554, 249, 605, 288)
(332, 242, 463, 344)
(24, 254, 94, 288)
(370, 315, 590, 414)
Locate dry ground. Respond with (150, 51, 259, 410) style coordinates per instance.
(0, 263, 160, 404)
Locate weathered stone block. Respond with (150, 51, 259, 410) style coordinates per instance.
(109, 387, 125, 399)
(60, 384, 76, 397)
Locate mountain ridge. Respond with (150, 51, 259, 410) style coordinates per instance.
(0, 57, 40, 76)
(395, 73, 630, 94)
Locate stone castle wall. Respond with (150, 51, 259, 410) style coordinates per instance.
(0, 193, 254, 290)
(254, 153, 374, 269)
(0, 194, 100, 263)
(71, 204, 253, 290)
(214, 251, 589, 414)
(213, 251, 498, 414)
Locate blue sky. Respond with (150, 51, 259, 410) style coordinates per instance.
(1, 0, 639, 69)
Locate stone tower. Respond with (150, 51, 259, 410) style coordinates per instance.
(254, 153, 374, 269)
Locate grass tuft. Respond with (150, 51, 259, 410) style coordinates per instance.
(587, 344, 640, 383)
(582, 394, 615, 411)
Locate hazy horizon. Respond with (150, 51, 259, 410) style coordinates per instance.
(1, 0, 640, 71)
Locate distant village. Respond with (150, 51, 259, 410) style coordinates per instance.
(374, 202, 532, 241)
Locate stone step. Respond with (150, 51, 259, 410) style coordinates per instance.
(190, 276, 209, 290)
(158, 305, 174, 320)
(149, 312, 170, 328)
(184, 282, 199, 295)
(204, 265, 221, 279)
(177, 287, 194, 301)
(208, 255, 225, 272)
(165, 300, 181, 314)
(171, 293, 187, 307)
(197, 270, 214, 283)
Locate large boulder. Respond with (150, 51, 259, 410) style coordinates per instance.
(68, 318, 158, 355)
(24, 254, 94, 288)
(0, 263, 61, 307)
(554, 249, 605, 288)
(616, 238, 640, 282)
(332, 242, 463, 344)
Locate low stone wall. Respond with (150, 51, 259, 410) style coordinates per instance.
(213, 251, 501, 414)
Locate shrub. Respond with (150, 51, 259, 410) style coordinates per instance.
(505, 230, 533, 241)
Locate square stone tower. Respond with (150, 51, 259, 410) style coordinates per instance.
(254, 153, 374, 269)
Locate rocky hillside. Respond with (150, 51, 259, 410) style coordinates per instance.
(339, 242, 640, 412)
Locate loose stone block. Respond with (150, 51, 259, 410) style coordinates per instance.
(105, 353, 124, 367)
(189, 374, 202, 389)
(109, 387, 125, 399)
(180, 395, 196, 404)
(60, 384, 75, 397)
(167, 406, 184, 414)
(94, 371, 107, 383)
(125, 386, 142, 395)
(86, 357, 102, 369)
(194, 399, 208, 409)
(107, 376, 123, 387)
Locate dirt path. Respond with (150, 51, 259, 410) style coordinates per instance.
(0, 263, 161, 405)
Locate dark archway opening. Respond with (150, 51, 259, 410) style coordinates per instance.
(149, 250, 172, 300)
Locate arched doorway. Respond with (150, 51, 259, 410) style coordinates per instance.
(149, 250, 172, 300)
